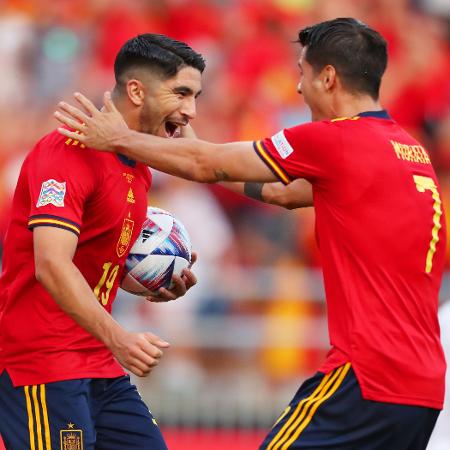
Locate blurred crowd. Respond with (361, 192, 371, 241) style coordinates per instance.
(0, 0, 449, 425)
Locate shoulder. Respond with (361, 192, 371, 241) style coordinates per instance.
(280, 119, 343, 149)
(26, 129, 103, 184)
(35, 130, 96, 160)
(31, 129, 100, 164)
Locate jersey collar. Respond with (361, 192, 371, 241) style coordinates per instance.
(357, 110, 391, 119)
(117, 153, 136, 168)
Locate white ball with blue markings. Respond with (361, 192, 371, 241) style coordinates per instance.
(120, 207, 192, 296)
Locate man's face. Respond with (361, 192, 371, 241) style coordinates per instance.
(139, 66, 202, 137)
(297, 47, 332, 122)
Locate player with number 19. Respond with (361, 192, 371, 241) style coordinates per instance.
(0, 34, 203, 450)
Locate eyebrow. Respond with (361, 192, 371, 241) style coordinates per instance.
(174, 86, 202, 98)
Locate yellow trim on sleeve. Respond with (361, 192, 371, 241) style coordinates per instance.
(28, 218, 80, 234)
(255, 141, 290, 185)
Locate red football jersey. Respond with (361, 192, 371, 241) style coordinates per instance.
(255, 111, 446, 409)
(0, 130, 151, 386)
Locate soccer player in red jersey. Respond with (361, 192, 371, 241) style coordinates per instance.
(56, 18, 446, 450)
(0, 34, 203, 450)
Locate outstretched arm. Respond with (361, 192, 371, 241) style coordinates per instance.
(220, 179, 313, 209)
(181, 124, 314, 209)
(55, 92, 278, 184)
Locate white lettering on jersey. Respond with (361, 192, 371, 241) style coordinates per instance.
(271, 130, 294, 159)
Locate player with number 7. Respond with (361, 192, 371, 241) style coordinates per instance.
(56, 18, 446, 450)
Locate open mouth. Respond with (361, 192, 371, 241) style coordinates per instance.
(164, 121, 181, 138)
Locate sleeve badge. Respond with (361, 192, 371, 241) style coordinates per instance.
(36, 179, 67, 208)
(271, 130, 294, 159)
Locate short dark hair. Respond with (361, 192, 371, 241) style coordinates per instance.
(114, 34, 205, 86)
(297, 18, 387, 99)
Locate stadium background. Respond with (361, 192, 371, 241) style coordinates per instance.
(0, 0, 449, 449)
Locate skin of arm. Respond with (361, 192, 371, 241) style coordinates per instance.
(219, 179, 314, 210)
(184, 122, 314, 209)
(54, 92, 278, 184)
(33, 226, 170, 377)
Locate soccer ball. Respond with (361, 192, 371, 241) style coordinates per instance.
(120, 207, 192, 296)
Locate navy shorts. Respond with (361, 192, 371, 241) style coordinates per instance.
(0, 370, 167, 450)
(260, 363, 440, 450)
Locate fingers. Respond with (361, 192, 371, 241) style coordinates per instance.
(189, 251, 198, 268)
(181, 268, 197, 288)
(146, 266, 198, 302)
(143, 332, 170, 348)
(58, 100, 91, 122)
(146, 290, 176, 302)
(103, 91, 119, 113)
(123, 333, 170, 377)
(74, 92, 101, 116)
(56, 127, 87, 142)
(54, 111, 86, 135)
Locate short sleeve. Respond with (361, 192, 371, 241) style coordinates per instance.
(27, 133, 97, 236)
(254, 120, 342, 184)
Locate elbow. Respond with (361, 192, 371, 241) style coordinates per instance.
(284, 202, 298, 210)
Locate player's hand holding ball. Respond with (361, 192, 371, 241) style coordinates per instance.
(147, 251, 197, 303)
(121, 207, 197, 303)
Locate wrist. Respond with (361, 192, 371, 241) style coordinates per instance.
(100, 318, 126, 350)
(110, 129, 135, 155)
(244, 182, 265, 201)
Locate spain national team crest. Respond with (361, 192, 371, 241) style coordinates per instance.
(36, 179, 66, 208)
(60, 424, 83, 450)
(117, 217, 135, 257)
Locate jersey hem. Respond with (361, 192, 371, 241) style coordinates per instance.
(318, 360, 444, 410)
(360, 390, 443, 410)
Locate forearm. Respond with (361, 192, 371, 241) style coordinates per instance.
(115, 130, 214, 182)
(112, 131, 276, 183)
(223, 179, 314, 209)
(263, 181, 313, 209)
(35, 260, 123, 348)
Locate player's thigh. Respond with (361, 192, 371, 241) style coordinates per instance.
(0, 370, 95, 450)
(94, 376, 167, 450)
(260, 363, 439, 450)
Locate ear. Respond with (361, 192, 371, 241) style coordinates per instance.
(322, 65, 337, 91)
(126, 79, 145, 106)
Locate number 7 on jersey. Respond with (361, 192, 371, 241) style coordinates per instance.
(413, 175, 443, 274)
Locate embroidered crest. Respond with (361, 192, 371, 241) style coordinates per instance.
(117, 217, 135, 257)
(60, 426, 83, 450)
(36, 179, 66, 208)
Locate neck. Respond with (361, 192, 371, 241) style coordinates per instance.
(331, 93, 382, 119)
(112, 92, 139, 131)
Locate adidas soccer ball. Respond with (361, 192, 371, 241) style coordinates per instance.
(120, 207, 192, 296)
